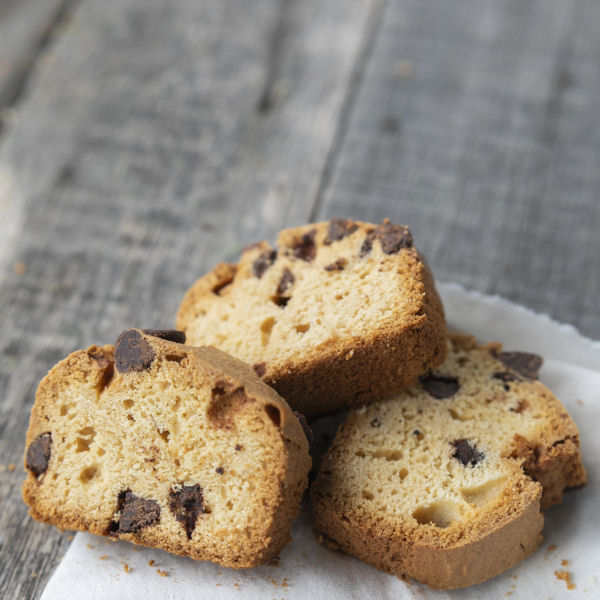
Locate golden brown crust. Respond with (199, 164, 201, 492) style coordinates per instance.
(23, 330, 310, 567)
(177, 219, 447, 418)
(311, 334, 586, 588)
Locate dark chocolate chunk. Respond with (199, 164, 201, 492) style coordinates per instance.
(235, 444, 242, 451)
(291, 229, 317, 262)
(324, 218, 358, 244)
(253, 362, 267, 377)
(112, 490, 160, 534)
(420, 374, 460, 399)
(114, 329, 155, 373)
(359, 221, 413, 257)
(26, 432, 52, 477)
(413, 430, 421, 436)
(215, 466, 224, 474)
(375, 221, 413, 255)
(141, 329, 186, 344)
(497, 352, 543, 380)
(370, 418, 381, 428)
(276, 268, 295, 297)
(294, 411, 313, 447)
(252, 249, 277, 278)
(168, 484, 204, 539)
(359, 230, 377, 257)
(451, 439, 484, 466)
(493, 371, 520, 383)
(324, 258, 347, 272)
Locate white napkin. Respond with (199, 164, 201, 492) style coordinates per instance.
(41, 283, 600, 599)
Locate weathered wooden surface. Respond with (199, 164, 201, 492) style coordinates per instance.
(0, 0, 372, 597)
(316, 0, 600, 335)
(0, 0, 599, 597)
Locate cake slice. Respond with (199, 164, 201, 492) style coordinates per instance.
(311, 334, 586, 589)
(177, 218, 446, 418)
(23, 329, 310, 567)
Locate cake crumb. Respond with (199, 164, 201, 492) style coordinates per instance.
(86, 544, 93, 549)
(148, 559, 155, 566)
(99, 555, 108, 560)
(7, 463, 15, 471)
(157, 569, 169, 577)
(554, 570, 575, 590)
(561, 559, 569, 566)
(282, 578, 289, 587)
(32, 572, 38, 579)
(123, 563, 131, 573)
(67, 535, 74, 541)
(14, 262, 26, 276)
(547, 545, 556, 552)
(576, 399, 584, 406)
(215, 583, 221, 587)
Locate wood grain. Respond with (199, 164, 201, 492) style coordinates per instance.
(0, 0, 371, 596)
(316, 0, 600, 337)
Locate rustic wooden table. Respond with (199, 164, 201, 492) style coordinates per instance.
(0, 0, 598, 597)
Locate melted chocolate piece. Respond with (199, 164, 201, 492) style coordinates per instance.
(141, 329, 186, 344)
(420, 374, 460, 399)
(276, 268, 295, 296)
(359, 230, 377, 257)
(112, 490, 160, 534)
(168, 484, 204, 539)
(291, 230, 317, 262)
(324, 218, 358, 244)
(253, 362, 267, 377)
(114, 329, 155, 373)
(497, 352, 543, 380)
(294, 411, 313, 447)
(324, 258, 347, 272)
(375, 221, 413, 254)
(252, 249, 277, 278)
(26, 432, 52, 477)
(451, 439, 484, 466)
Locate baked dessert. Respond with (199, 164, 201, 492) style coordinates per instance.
(177, 218, 446, 418)
(311, 334, 586, 588)
(23, 329, 311, 567)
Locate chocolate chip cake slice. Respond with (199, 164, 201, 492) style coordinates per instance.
(23, 329, 310, 567)
(311, 334, 586, 589)
(177, 218, 446, 418)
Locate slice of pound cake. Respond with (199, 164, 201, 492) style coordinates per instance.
(311, 334, 586, 589)
(23, 329, 310, 567)
(176, 218, 446, 418)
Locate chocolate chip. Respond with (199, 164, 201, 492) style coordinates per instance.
(291, 229, 317, 262)
(252, 249, 277, 278)
(26, 433, 52, 477)
(324, 258, 347, 272)
(253, 362, 267, 377)
(114, 329, 155, 373)
(141, 330, 186, 344)
(235, 444, 242, 451)
(359, 221, 413, 257)
(420, 374, 460, 399)
(497, 352, 543, 380)
(375, 221, 413, 254)
(112, 490, 160, 534)
(370, 418, 381, 428)
(359, 230, 376, 257)
(276, 268, 295, 296)
(168, 484, 204, 539)
(413, 430, 421, 436)
(324, 218, 358, 244)
(451, 439, 484, 466)
(215, 467, 224, 474)
(294, 411, 313, 447)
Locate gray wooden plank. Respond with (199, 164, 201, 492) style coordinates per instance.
(315, 0, 600, 339)
(0, 0, 68, 113)
(0, 0, 372, 597)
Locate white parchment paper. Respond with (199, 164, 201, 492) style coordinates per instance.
(41, 283, 600, 599)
